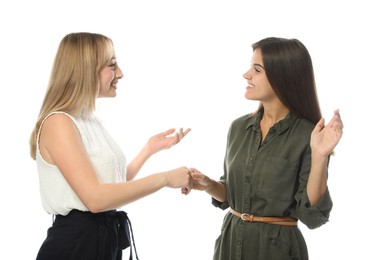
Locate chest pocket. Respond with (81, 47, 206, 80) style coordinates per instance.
(255, 156, 298, 201)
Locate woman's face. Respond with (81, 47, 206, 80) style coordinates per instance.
(98, 57, 123, 98)
(243, 48, 276, 102)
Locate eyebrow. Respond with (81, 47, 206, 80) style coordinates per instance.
(108, 58, 117, 63)
(252, 63, 265, 70)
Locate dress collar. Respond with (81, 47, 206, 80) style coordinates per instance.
(246, 107, 298, 135)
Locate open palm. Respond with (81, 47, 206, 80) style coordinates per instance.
(310, 110, 343, 156)
(146, 128, 191, 154)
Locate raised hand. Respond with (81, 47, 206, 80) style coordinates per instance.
(145, 128, 191, 155)
(310, 109, 343, 157)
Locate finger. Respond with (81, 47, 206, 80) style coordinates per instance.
(332, 120, 343, 132)
(333, 109, 340, 117)
(186, 168, 195, 177)
(162, 128, 176, 136)
(176, 128, 191, 141)
(188, 168, 196, 175)
(327, 110, 342, 128)
(181, 187, 191, 195)
(177, 132, 183, 142)
(333, 110, 343, 129)
(313, 117, 325, 134)
(179, 130, 184, 139)
(190, 171, 204, 181)
(174, 132, 181, 144)
(177, 128, 185, 140)
(182, 128, 192, 136)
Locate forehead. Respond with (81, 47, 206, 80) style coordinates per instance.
(105, 42, 116, 59)
(251, 48, 263, 65)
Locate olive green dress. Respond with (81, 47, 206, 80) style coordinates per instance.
(212, 109, 332, 260)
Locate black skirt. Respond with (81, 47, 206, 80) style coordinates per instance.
(36, 209, 138, 260)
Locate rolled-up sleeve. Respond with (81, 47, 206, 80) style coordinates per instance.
(211, 180, 229, 210)
(297, 188, 333, 229)
(296, 151, 333, 229)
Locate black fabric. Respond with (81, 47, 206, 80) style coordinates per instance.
(114, 211, 139, 260)
(36, 210, 139, 260)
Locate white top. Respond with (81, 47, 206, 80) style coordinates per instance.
(36, 112, 126, 215)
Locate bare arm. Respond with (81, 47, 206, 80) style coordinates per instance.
(307, 110, 343, 205)
(127, 128, 191, 181)
(39, 114, 191, 213)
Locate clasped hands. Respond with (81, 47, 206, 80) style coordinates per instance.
(181, 167, 209, 195)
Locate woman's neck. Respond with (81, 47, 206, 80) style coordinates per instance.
(261, 102, 289, 126)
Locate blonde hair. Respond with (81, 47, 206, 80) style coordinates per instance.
(29, 32, 114, 159)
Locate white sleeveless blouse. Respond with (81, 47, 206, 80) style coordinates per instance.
(36, 112, 126, 215)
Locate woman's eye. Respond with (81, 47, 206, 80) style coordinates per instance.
(250, 64, 263, 73)
(109, 63, 116, 69)
(251, 66, 259, 73)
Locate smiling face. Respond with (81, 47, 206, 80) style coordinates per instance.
(243, 48, 277, 103)
(98, 55, 123, 98)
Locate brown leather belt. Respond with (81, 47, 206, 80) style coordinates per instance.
(230, 209, 297, 226)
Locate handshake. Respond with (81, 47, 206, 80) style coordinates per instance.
(146, 128, 223, 199)
(163, 167, 212, 195)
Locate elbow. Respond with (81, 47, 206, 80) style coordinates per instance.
(82, 191, 108, 213)
(86, 205, 103, 214)
(85, 200, 104, 213)
(302, 219, 329, 230)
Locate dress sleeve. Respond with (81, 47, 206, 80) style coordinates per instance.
(296, 148, 333, 229)
(298, 188, 332, 229)
(211, 179, 230, 210)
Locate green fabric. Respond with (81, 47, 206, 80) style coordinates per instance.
(212, 109, 332, 260)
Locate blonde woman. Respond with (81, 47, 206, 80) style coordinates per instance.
(30, 32, 192, 260)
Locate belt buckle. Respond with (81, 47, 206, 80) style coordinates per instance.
(241, 213, 249, 221)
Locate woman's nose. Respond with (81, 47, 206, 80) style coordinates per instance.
(116, 66, 124, 78)
(243, 70, 251, 80)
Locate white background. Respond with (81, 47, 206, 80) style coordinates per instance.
(0, 0, 376, 259)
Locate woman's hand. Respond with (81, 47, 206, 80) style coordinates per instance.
(311, 109, 343, 157)
(186, 168, 212, 191)
(145, 128, 191, 155)
(164, 167, 192, 191)
(182, 168, 227, 202)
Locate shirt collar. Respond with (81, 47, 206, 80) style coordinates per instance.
(246, 107, 298, 135)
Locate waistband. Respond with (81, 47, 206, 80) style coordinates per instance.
(230, 208, 298, 226)
(56, 209, 139, 259)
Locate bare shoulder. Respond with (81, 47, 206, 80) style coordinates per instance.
(43, 112, 74, 127)
(41, 113, 78, 137)
(39, 113, 81, 164)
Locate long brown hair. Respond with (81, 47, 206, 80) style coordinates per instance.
(253, 37, 322, 124)
(29, 32, 114, 159)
